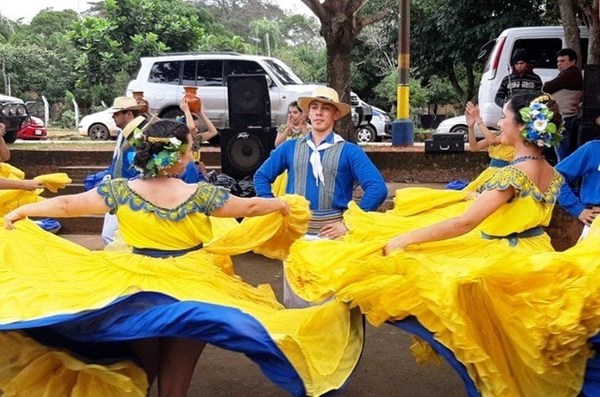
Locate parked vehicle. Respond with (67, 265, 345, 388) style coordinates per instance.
(0, 94, 29, 144)
(478, 25, 589, 127)
(78, 108, 119, 140)
(354, 105, 392, 143)
(126, 53, 319, 129)
(17, 116, 47, 140)
(434, 115, 483, 142)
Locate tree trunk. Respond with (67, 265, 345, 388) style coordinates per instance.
(587, 0, 600, 64)
(301, 0, 389, 141)
(318, 1, 359, 141)
(326, 41, 354, 140)
(558, 0, 583, 61)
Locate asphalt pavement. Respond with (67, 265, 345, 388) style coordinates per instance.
(61, 235, 466, 397)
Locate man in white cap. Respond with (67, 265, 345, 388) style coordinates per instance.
(254, 86, 387, 307)
(101, 96, 145, 245)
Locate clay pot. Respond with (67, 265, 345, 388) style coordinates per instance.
(183, 86, 201, 113)
(132, 91, 148, 114)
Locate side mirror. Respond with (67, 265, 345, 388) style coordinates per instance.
(265, 75, 273, 87)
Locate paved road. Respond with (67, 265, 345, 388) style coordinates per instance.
(63, 235, 466, 397)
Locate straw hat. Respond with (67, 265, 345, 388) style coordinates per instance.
(122, 116, 147, 139)
(297, 86, 352, 118)
(109, 96, 142, 114)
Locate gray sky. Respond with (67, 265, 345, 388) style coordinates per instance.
(0, 0, 312, 23)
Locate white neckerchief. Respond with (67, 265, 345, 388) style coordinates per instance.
(305, 133, 344, 186)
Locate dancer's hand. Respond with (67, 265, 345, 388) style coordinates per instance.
(579, 207, 600, 226)
(383, 234, 409, 255)
(278, 199, 290, 216)
(23, 179, 43, 191)
(4, 210, 24, 229)
(318, 221, 347, 240)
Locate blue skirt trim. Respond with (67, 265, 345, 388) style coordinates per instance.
(391, 317, 600, 397)
(0, 292, 306, 397)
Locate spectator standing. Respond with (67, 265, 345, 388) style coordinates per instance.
(543, 48, 584, 160)
(495, 49, 543, 108)
(101, 96, 144, 245)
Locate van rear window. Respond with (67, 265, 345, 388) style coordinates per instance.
(513, 39, 562, 69)
(149, 61, 181, 84)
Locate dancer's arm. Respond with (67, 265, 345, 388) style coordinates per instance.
(211, 195, 289, 218)
(384, 187, 514, 254)
(0, 123, 10, 162)
(4, 189, 109, 229)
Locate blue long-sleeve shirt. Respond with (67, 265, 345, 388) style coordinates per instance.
(556, 140, 600, 218)
(108, 133, 139, 180)
(254, 132, 387, 212)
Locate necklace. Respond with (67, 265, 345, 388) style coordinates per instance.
(510, 155, 544, 165)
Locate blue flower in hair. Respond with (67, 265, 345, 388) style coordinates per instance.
(519, 100, 563, 148)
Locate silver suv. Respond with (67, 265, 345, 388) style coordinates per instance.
(126, 53, 318, 129)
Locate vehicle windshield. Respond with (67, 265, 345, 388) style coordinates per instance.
(479, 39, 497, 73)
(262, 59, 304, 85)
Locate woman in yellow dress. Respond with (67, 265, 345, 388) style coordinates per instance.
(286, 93, 600, 396)
(0, 120, 70, 215)
(0, 119, 363, 397)
(463, 101, 515, 191)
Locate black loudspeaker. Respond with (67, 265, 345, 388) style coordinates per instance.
(582, 65, 600, 127)
(220, 127, 276, 180)
(227, 74, 271, 132)
(578, 65, 600, 146)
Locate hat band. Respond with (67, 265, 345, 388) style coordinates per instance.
(315, 96, 335, 102)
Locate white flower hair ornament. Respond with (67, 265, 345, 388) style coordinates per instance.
(519, 98, 563, 148)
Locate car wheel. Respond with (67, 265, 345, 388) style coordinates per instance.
(88, 123, 111, 141)
(355, 125, 377, 143)
(161, 108, 184, 120)
(449, 125, 468, 142)
(3, 130, 17, 144)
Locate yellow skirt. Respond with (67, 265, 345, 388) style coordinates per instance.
(0, 195, 362, 397)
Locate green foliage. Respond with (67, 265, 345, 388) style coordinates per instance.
(196, 34, 250, 52)
(0, 42, 75, 102)
(275, 45, 326, 84)
(68, 0, 217, 105)
(55, 109, 76, 129)
(409, 0, 557, 103)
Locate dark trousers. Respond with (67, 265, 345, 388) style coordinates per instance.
(556, 116, 579, 162)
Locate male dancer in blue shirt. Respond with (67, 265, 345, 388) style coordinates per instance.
(556, 140, 600, 240)
(254, 86, 387, 307)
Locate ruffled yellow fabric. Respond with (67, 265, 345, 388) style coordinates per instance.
(285, 167, 599, 397)
(488, 142, 515, 163)
(0, 332, 148, 397)
(33, 172, 72, 193)
(0, 163, 25, 179)
(272, 170, 288, 197)
(0, 164, 71, 216)
(0, 192, 359, 396)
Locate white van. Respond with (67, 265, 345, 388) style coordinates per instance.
(478, 26, 589, 128)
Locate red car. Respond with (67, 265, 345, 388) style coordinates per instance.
(17, 116, 48, 140)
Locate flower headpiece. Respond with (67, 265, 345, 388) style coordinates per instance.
(519, 96, 563, 148)
(130, 128, 188, 178)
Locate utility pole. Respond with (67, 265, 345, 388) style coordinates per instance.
(391, 0, 414, 146)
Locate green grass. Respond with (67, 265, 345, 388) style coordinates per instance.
(13, 129, 115, 151)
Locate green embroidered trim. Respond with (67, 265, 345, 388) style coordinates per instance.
(97, 178, 229, 221)
(477, 166, 563, 204)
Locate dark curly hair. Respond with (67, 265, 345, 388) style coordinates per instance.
(133, 119, 190, 175)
